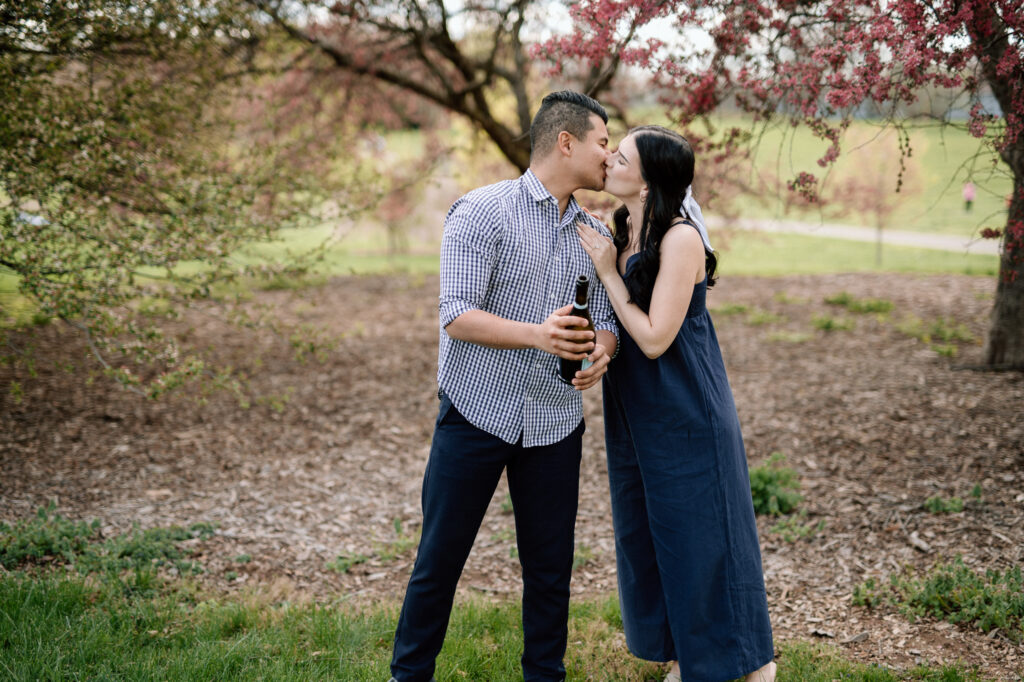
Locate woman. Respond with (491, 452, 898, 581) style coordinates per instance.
(576, 126, 776, 682)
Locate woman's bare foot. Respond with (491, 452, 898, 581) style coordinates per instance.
(744, 660, 776, 682)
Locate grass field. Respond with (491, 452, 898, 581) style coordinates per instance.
(0, 571, 991, 681)
(234, 220, 1001, 279)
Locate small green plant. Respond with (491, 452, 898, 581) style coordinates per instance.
(824, 291, 894, 314)
(233, 554, 252, 564)
(745, 308, 786, 326)
(0, 501, 101, 568)
(812, 314, 855, 332)
(929, 317, 975, 343)
(766, 331, 812, 343)
(970, 483, 983, 500)
(326, 552, 370, 573)
(897, 315, 974, 344)
(853, 558, 1024, 642)
(923, 495, 965, 513)
(376, 519, 420, 562)
(8, 379, 23, 404)
(770, 510, 825, 542)
(931, 343, 958, 357)
(327, 519, 420, 572)
(823, 291, 854, 306)
(93, 523, 214, 576)
(572, 543, 594, 571)
(852, 577, 887, 609)
(748, 453, 802, 516)
(712, 303, 750, 316)
(0, 503, 213, 578)
(224, 571, 238, 581)
(500, 493, 514, 513)
(772, 291, 807, 305)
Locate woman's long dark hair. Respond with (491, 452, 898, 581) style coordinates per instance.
(612, 126, 717, 313)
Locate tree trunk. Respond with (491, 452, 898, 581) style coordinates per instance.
(983, 171, 1024, 369)
(968, 1, 1024, 370)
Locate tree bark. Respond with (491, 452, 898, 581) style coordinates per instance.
(257, 0, 623, 174)
(983, 167, 1024, 369)
(968, 2, 1024, 370)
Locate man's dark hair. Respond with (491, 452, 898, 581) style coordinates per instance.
(529, 91, 608, 161)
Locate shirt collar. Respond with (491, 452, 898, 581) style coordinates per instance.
(522, 169, 582, 223)
(522, 169, 554, 205)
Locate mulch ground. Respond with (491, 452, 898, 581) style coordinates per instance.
(2, 271, 1023, 679)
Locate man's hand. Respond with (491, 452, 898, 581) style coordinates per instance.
(535, 304, 594, 360)
(571, 342, 611, 391)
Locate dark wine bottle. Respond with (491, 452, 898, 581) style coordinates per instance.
(558, 275, 595, 384)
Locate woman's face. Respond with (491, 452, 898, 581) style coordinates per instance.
(603, 134, 646, 201)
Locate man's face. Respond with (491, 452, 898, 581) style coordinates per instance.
(570, 114, 610, 191)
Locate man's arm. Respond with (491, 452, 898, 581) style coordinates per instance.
(446, 307, 596, 359)
(440, 199, 595, 359)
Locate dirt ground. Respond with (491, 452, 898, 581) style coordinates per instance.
(2, 271, 1023, 680)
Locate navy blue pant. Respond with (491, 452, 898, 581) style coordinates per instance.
(390, 394, 583, 682)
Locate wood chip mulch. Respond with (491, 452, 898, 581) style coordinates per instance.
(2, 271, 1023, 679)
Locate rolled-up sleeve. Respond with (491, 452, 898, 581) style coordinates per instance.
(439, 198, 500, 329)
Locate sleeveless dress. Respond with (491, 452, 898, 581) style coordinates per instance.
(602, 251, 774, 681)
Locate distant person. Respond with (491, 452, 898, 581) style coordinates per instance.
(963, 181, 976, 212)
(576, 126, 776, 682)
(388, 91, 619, 682)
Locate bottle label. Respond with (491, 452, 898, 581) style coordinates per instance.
(581, 358, 593, 371)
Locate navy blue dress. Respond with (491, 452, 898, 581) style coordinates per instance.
(602, 251, 774, 681)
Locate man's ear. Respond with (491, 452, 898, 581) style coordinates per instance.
(556, 130, 574, 157)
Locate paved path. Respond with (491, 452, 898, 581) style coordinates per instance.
(711, 216, 1001, 257)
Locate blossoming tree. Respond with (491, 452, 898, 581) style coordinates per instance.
(543, 0, 1024, 369)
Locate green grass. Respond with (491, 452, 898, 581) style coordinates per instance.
(0, 505, 998, 681)
(895, 315, 977, 345)
(229, 224, 1001, 280)
(715, 232, 998, 277)
(0, 572, 997, 681)
(812, 314, 856, 332)
(824, 291, 896, 314)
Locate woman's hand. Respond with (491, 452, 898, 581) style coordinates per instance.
(576, 222, 618, 281)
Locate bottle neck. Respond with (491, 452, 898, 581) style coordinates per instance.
(574, 285, 589, 307)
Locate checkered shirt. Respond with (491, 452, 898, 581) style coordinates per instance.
(437, 169, 618, 447)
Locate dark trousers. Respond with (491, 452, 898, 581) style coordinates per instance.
(390, 394, 584, 682)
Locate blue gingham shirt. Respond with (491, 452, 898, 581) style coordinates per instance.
(438, 170, 618, 447)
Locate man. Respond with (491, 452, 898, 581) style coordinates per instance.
(389, 91, 619, 682)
